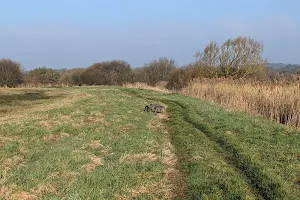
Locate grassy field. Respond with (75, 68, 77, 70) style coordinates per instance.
(0, 87, 183, 199)
(1, 86, 300, 199)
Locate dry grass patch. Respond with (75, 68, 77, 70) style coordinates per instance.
(0, 186, 38, 200)
(119, 98, 126, 102)
(69, 110, 111, 127)
(192, 155, 204, 161)
(116, 123, 136, 134)
(19, 146, 28, 155)
(90, 156, 103, 166)
(135, 171, 157, 179)
(83, 163, 98, 173)
(116, 183, 167, 200)
(75, 141, 109, 173)
(81, 112, 110, 126)
(31, 183, 57, 198)
(225, 130, 234, 135)
(161, 138, 187, 199)
(31, 171, 79, 197)
(37, 114, 73, 130)
(0, 136, 17, 148)
(100, 149, 114, 156)
(46, 171, 79, 181)
(157, 112, 168, 120)
(89, 140, 104, 149)
(71, 150, 92, 162)
(36, 120, 60, 130)
(0, 186, 13, 199)
(72, 140, 111, 164)
(84, 116, 107, 124)
(42, 132, 71, 143)
(120, 153, 158, 164)
(88, 140, 114, 156)
(83, 156, 103, 173)
(147, 113, 169, 131)
(126, 182, 168, 199)
(123, 82, 171, 93)
(12, 191, 38, 200)
(3, 155, 24, 170)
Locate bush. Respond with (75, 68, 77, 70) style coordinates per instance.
(25, 67, 61, 85)
(0, 58, 23, 87)
(82, 60, 133, 86)
(132, 67, 150, 83)
(142, 57, 177, 86)
(166, 68, 189, 90)
(59, 68, 86, 86)
(166, 63, 220, 90)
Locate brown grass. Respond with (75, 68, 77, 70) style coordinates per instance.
(3, 155, 24, 170)
(123, 82, 171, 93)
(0, 186, 13, 199)
(119, 153, 158, 163)
(89, 140, 104, 149)
(128, 182, 165, 198)
(83, 156, 103, 173)
(0, 186, 38, 200)
(31, 183, 58, 197)
(12, 191, 37, 200)
(42, 133, 70, 143)
(181, 78, 300, 128)
(0, 136, 17, 148)
(75, 141, 108, 173)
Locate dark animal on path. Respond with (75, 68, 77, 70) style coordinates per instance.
(144, 104, 166, 113)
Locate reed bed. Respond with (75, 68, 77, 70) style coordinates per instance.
(181, 78, 300, 128)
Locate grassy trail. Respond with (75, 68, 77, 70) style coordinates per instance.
(124, 88, 300, 200)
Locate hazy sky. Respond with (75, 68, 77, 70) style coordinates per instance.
(1, 0, 299, 70)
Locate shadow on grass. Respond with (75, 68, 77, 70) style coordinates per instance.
(0, 90, 66, 113)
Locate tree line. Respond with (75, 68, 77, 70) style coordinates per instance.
(0, 36, 296, 89)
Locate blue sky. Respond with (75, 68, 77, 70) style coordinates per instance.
(1, 0, 300, 70)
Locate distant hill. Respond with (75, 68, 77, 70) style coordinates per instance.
(266, 63, 286, 71)
(266, 63, 300, 73)
(281, 64, 300, 73)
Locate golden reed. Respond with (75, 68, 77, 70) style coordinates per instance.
(181, 78, 300, 128)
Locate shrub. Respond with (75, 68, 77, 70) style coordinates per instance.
(26, 67, 60, 85)
(143, 57, 177, 86)
(0, 58, 22, 87)
(59, 68, 86, 86)
(82, 60, 133, 86)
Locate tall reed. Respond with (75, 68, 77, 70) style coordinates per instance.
(181, 78, 300, 128)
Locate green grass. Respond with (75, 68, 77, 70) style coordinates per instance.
(1, 86, 300, 199)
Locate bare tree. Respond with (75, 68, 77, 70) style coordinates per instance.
(195, 36, 267, 79)
(195, 41, 220, 67)
(166, 68, 189, 90)
(132, 67, 150, 83)
(59, 68, 86, 86)
(143, 57, 177, 85)
(82, 60, 133, 86)
(0, 58, 22, 87)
